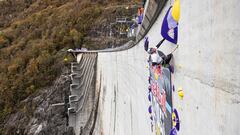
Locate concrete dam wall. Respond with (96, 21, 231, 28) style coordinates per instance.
(68, 0, 240, 135)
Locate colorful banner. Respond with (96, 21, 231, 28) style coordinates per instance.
(148, 64, 173, 135)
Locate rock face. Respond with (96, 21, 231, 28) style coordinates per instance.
(3, 68, 75, 135)
(0, 1, 135, 134)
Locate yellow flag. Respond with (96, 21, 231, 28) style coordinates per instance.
(154, 73, 158, 80)
(172, 0, 180, 22)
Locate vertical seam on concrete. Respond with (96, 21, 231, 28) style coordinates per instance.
(113, 86, 117, 134)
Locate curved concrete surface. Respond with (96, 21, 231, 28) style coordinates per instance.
(94, 0, 240, 135)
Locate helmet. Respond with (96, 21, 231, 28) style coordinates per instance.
(149, 47, 156, 54)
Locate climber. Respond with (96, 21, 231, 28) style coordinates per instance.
(144, 38, 173, 66)
(151, 48, 173, 66)
(144, 37, 165, 52)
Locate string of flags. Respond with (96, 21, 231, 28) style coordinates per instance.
(145, 0, 185, 135)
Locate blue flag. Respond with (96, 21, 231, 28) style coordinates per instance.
(161, 7, 178, 44)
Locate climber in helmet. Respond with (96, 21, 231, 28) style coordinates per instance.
(144, 37, 173, 66)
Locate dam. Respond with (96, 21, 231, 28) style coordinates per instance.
(67, 0, 240, 135)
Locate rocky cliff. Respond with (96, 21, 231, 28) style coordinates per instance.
(2, 67, 74, 135)
(0, 0, 135, 134)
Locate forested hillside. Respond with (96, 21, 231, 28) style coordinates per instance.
(0, 0, 136, 133)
